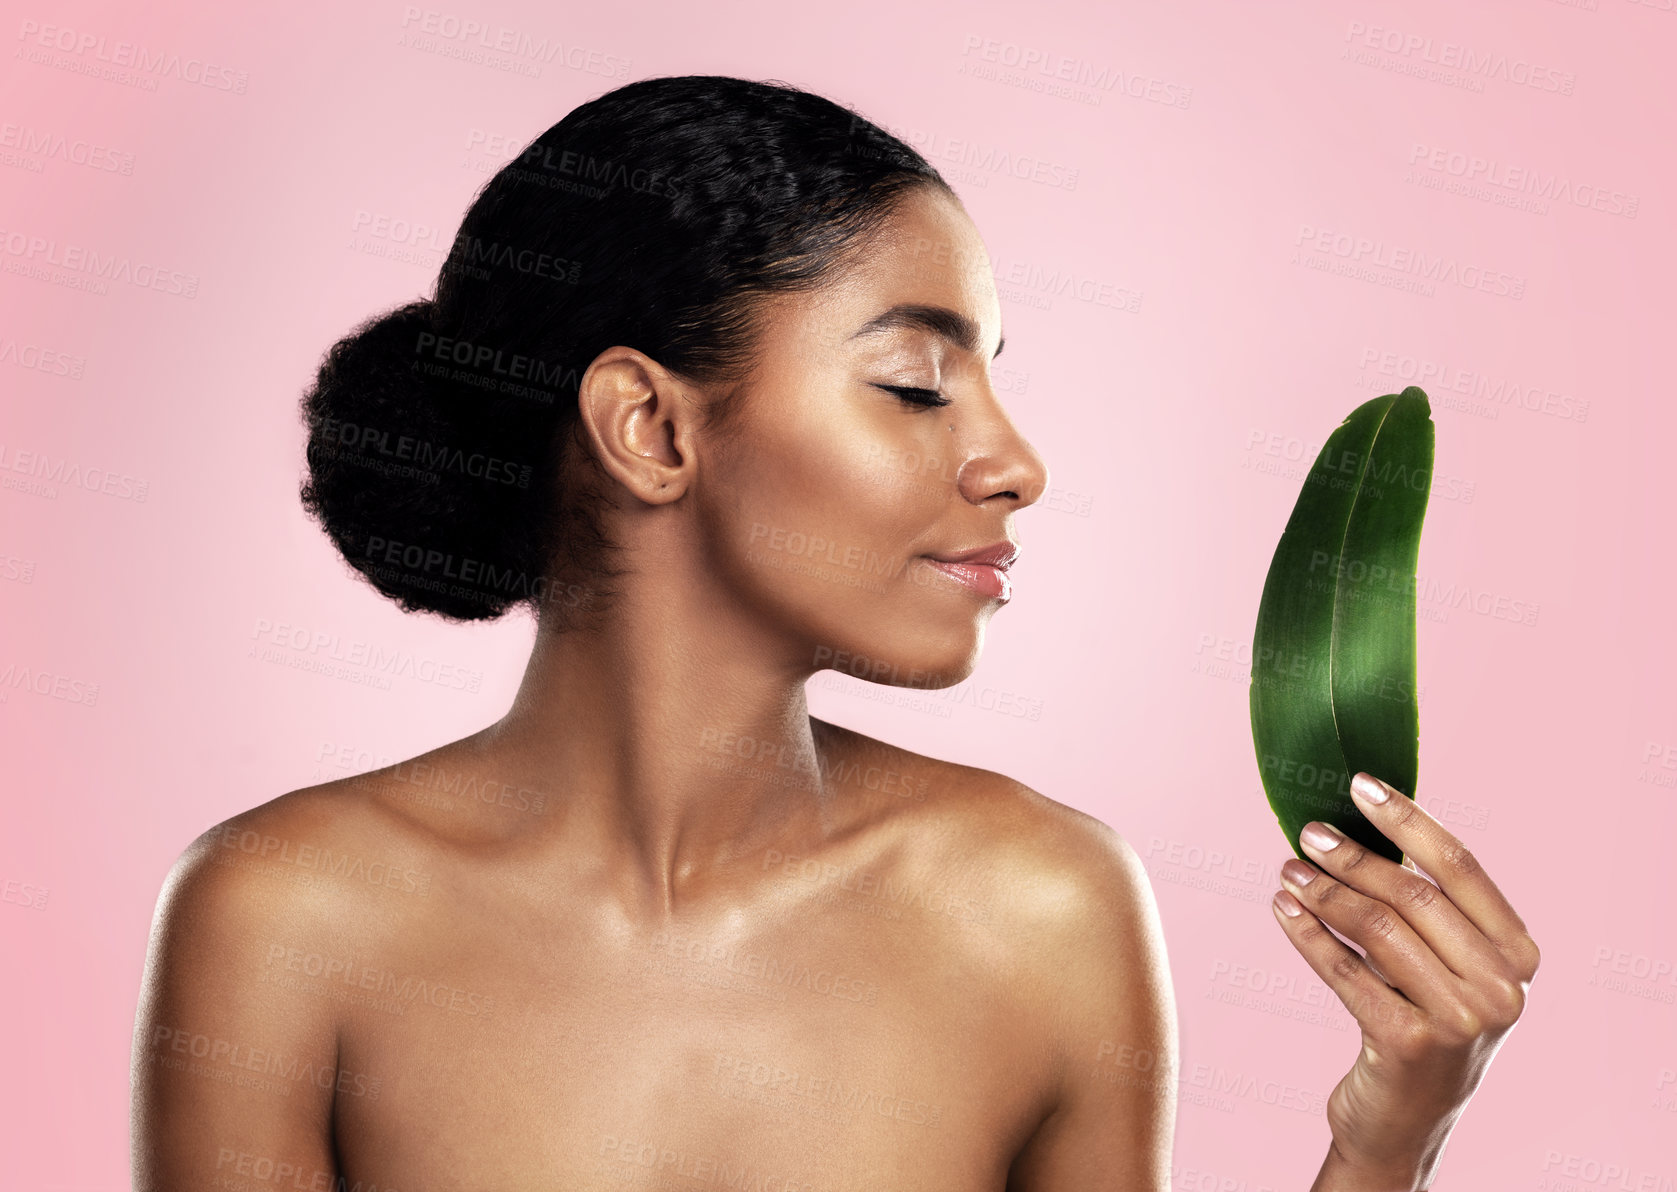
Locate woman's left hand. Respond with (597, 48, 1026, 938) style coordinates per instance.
(1271, 771, 1541, 1191)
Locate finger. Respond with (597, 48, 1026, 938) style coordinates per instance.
(1280, 850, 1458, 1011)
(1271, 890, 1417, 1033)
(1297, 817, 1507, 982)
(1351, 773, 1536, 966)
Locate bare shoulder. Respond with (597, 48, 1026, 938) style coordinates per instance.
(168, 721, 553, 904)
(950, 766, 1160, 944)
(134, 773, 441, 1186)
(160, 778, 434, 910)
(873, 743, 1177, 1187)
(142, 752, 484, 985)
(815, 717, 1157, 938)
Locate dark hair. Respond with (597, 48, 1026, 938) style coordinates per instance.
(299, 74, 953, 624)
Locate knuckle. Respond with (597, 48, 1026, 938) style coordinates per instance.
(1338, 844, 1373, 877)
(1397, 877, 1438, 913)
(1442, 1002, 1486, 1042)
(1359, 902, 1399, 941)
(1438, 838, 1481, 879)
(1482, 976, 1528, 1026)
(1514, 937, 1542, 980)
(1312, 879, 1345, 908)
(1296, 919, 1331, 947)
(1388, 797, 1422, 833)
(1330, 950, 1364, 982)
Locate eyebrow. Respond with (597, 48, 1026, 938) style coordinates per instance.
(848, 302, 1005, 360)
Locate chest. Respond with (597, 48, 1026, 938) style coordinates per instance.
(327, 881, 1045, 1191)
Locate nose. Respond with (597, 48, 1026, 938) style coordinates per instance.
(954, 406, 1050, 509)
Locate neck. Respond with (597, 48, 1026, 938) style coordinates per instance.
(482, 558, 838, 916)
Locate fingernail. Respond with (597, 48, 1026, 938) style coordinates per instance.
(1281, 858, 1317, 886)
(1273, 890, 1303, 917)
(1299, 822, 1343, 852)
(1351, 773, 1390, 805)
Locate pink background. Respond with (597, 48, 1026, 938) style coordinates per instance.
(3, 0, 1674, 1187)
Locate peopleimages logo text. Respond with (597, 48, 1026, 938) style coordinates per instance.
(15, 20, 249, 93)
(1295, 226, 1526, 299)
(1343, 21, 1575, 94)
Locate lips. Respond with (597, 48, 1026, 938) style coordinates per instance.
(918, 539, 1017, 601)
(922, 540, 1019, 571)
(919, 557, 1012, 601)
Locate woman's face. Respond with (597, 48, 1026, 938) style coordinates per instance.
(695, 185, 1050, 689)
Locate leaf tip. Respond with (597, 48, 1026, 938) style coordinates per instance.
(1399, 385, 1432, 416)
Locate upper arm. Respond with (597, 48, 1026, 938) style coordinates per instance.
(1005, 819, 1178, 1192)
(131, 824, 342, 1191)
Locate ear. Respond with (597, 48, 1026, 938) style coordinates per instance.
(574, 346, 699, 505)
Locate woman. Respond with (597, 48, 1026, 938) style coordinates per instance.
(131, 75, 1538, 1191)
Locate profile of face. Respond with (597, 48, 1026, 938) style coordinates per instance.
(579, 185, 1050, 693)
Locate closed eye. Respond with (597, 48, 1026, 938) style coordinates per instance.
(874, 384, 951, 410)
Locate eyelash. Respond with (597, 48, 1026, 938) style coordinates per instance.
(875, 384, 952, 409)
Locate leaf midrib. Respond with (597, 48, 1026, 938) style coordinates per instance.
(1324, 395, 1400, 783)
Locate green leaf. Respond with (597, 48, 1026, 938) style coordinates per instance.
(1248, 386, 1434, 863)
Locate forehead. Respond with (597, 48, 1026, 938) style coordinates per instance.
(850, 186, 995, 301)
(764, 187, 1003, 363)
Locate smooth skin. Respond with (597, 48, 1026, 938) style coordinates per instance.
(131, 186, 1535, 1191)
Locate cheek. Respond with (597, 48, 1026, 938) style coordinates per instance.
(694, 390, 983, 683)
(721, 402, 933, 572)
(849, 438, 962, 508)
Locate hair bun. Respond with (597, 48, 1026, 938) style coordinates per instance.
(299, 298, 550, 621)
